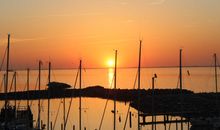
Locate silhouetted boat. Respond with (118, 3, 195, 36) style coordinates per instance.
(47, 82, 71, 90)
(0, 34, 38, 130)
(0, 105, 35, 130)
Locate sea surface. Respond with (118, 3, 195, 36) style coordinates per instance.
(0, 67, 219, 130)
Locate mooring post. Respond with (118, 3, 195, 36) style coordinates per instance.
(50, 122, 52, 130)
(164, 115, 166, 130)
(41, 120, 43, 129)
(176, 119, 178, 130)
(129, 111, 132, 128)
(188, 120, 190, 130)
(152, 74, 157, 130)
(142, 115, 145, 124)
(61, 124, 63, 130)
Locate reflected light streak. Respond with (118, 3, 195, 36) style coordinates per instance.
(108, 68, 114, 88)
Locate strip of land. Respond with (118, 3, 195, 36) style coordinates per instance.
(0, 86, 219, 118)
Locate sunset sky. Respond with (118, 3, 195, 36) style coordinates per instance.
(0, 0, 220, 69)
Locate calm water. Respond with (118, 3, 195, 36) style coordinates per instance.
(0, 67, 219, 130)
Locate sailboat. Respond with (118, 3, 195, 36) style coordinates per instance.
(0, 34, 36, 130)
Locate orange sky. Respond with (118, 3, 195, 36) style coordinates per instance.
(0, 0, 220, 69)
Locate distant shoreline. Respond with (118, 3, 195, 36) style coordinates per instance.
(0, 65, 217, 71)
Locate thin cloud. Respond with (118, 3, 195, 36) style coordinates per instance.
(48, 12, 104, 17)
(120, 1, 128, 5)
(12, 37, 48, 43)
(27, 12, 104, 18)
(150, 0, 166, 5)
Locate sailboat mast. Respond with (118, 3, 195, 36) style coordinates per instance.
(137, 40, 142, 130)
(179, 49, 183, 130)
(13, 71, 17, 130)
(114, 50, 117, 130)
(14, 72, 17, 109)
(79, 60, 82, 130)
(214, 53, 218, 93)
(179, 49, 182, 96)
(4, 34, 10, 128)
(214, 53, 219, 113)
(26, 69, 29, 130)
(38, 60, 42, 129)
(27, 68, 30, 107)
(14, 71, 17, 129)
(63, 60, 66, 130)
(48, 62, 51, 130)
(5, 34, 10, 109)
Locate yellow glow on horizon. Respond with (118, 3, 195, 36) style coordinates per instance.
(107, 59, 114, 68)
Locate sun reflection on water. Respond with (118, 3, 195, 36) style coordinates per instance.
(108, 68, 114, 88)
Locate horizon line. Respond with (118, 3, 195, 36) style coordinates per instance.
(1, 65, 218, 71)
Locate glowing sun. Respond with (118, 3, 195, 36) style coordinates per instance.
(107, 59, 114, 68)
